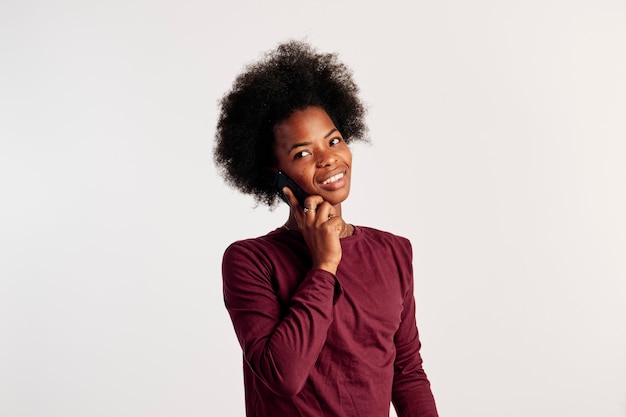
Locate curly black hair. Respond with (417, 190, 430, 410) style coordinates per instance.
(213, 40, 368, 207)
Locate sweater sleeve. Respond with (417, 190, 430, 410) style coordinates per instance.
(391, 241, 439, 417)
(222, 241, 340, 397)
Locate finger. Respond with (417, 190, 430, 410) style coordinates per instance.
(282, 187, 300, 210)
(302, 195, 324, 211)
(312, 201, 336, 226)
(328, 204, 336, 219)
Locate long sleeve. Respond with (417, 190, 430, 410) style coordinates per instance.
(223, 227, 437, 417)
(391, 246, 439, 417)
(222, 241, 340, 397)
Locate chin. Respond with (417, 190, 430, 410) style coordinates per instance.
(326, 190, 350, 206)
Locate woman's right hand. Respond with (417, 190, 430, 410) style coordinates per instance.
(283, 187, 343, 275)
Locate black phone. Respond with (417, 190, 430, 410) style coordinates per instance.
(273, 171, 309, 207)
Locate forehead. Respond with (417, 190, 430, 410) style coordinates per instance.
(273, 107, 337, 146)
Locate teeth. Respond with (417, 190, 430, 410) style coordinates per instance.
(323, 172, 344, 185)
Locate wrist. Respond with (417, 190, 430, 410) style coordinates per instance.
(312, 262, 338, 276)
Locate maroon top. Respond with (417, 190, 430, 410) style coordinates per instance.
(222, 226, 438, 417)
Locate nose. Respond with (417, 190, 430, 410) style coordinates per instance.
(316, 149, 336, 168)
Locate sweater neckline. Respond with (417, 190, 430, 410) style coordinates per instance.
(273, 224, 365, 244)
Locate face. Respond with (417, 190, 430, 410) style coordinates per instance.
(273, 106, 353, 206)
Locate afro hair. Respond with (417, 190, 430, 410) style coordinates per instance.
(214, 40, 368, 207)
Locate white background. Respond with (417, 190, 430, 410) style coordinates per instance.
(1, 1, 625, 416)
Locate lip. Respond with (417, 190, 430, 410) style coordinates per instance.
(318, 169, 348, 191)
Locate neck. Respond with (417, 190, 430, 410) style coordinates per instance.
(283, 203, 353, 238)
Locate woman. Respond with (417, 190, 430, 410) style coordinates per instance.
(214, 41, 438, 417)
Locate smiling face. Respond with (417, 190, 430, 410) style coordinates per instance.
(273, 106, 353, 207)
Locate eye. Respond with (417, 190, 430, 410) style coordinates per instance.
(329, 137, 342, 146)
(294, 150, 311, 159)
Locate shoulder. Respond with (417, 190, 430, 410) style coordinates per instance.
(221, 230, 285, 284)
(357, 226, 412, 253)
(222, 228, 305, 266)
(351, 227, 415, 293)
(223, 228, 282, 258)
(222, 229, 311, 289)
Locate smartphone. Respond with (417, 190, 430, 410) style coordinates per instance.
(273, 171, 309, 207)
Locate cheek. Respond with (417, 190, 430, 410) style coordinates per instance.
(296, 167, 315, 183)
(342, 149, 353, 166)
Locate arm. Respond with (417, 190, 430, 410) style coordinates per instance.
(222, 242, 340, 397)
(391, 244, 439, 417)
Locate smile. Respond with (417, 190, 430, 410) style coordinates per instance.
(322, 172, 344, 185)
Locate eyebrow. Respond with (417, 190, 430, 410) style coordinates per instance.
(324, 128, 338, 139)
(287, 128, 339, 154)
